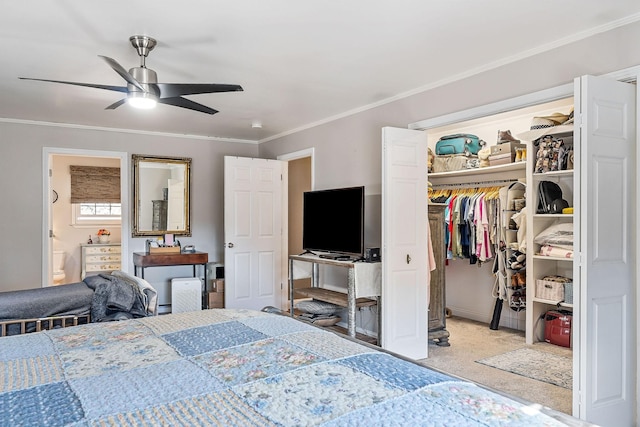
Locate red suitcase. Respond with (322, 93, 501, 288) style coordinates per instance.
(544, 310, 572, 348)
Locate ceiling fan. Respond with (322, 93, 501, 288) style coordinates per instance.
(19, 35, 243, 115)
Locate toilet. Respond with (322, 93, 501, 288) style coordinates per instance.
(52, 250, 66, 285)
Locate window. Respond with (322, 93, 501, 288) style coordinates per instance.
(69, 165, 121, 226)
(72, 202, 121, 226)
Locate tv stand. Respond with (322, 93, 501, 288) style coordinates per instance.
(288, 254, 381, 342)
(299, 250, 317, 256)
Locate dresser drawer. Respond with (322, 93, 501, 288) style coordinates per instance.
(85, 254, 121, 263)
(85, 245, 121, 255)
(86, 263, 121, 273)
(81, 244, 122, 279)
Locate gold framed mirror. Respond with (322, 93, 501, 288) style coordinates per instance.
(132, 154, 191, 237)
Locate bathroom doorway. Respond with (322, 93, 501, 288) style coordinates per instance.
(43, 148, 129, 287)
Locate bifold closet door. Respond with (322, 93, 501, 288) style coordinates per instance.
(574, 74, 636, 425)
(381, 127, 428, 359)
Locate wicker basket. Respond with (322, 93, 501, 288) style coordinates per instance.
(564, 282, 573, 304)
(535, 277, 566, 302)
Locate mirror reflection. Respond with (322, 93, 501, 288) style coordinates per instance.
(132, 154, 191, 237)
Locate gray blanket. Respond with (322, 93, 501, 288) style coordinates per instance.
(0, 282, 93, 320)
(85, 274, 149, 322)
(0, 273, 156, 324)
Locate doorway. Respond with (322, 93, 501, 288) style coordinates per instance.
(277, 148, 313, 309)
(43, 148, 129, 287)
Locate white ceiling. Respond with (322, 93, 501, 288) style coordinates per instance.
(2, 1, 640, 143)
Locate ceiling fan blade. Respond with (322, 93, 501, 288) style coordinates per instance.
(105, 99, 127, 110)
(98, 55, 146, 92)
(19, 77, 128, 93)
(156, 83, 243, 98)
(159, 96, 218, 115)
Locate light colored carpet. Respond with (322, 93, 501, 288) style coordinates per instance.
(418, 316, 573, 416)
(477, 348, 572, 389)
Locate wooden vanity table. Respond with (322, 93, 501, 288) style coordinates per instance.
(133, 251, 209, 281)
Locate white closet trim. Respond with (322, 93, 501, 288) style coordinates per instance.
(409, 64, 640, 131)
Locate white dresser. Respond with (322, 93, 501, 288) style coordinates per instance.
(80, 243, 122, 279)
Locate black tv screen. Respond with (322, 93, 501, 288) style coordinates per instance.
(302, 186, 364, 257)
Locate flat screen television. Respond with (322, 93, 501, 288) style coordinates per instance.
(302, 186, 364, 258)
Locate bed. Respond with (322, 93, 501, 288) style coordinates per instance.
(0, 271, 157, 336)
(0, 308, 586, 426)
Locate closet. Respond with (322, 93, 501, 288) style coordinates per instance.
(382, 70, 637, 425)
(428, 180, 526, 329)
(426, 124, 532, 331)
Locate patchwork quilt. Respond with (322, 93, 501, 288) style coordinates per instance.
(0, 309, 572, 426)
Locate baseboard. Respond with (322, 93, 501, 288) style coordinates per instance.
(448, 305, 525, 331)
(447, 306, 490, 324)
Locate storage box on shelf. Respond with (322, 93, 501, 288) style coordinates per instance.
(526, 130, 575, 346)
(490, 141, 527, 159)
(536, 280, 564, 301)
(488, 153, 512, 166)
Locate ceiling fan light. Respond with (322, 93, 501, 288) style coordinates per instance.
(127, 93, 157, 109)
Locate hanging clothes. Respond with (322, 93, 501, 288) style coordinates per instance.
(429, 186, 505, 264)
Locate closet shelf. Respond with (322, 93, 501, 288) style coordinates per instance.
(532, 170, 573, 179)
(295, 287, 377, 308)
(533, 213, 573, 219)
(532, 255, 574, 262)
(532, 296, 573, 308)
(429, 161, 525, 179)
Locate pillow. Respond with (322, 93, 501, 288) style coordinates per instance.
(312, 316, 341, 326)
(534, 222, 573, 249)
(539, 245, 573, 259)
(295, 299, 342, 315)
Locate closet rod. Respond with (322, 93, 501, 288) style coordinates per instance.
(429, 178, 522, 189)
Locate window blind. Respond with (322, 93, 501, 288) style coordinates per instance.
(70, 166, 121, 203)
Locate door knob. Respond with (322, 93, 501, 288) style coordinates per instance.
(227, 242, 234, 248)
(406, 254, 411, 264)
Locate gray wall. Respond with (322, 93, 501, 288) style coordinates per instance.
(0, 122, 257, 291)
(259, 20, 640, 162)
(3, 20, 640, 294)
(258, 20, 640, 324)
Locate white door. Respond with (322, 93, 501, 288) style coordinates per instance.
(167, 178, 185, 231)
(224, 156, 286, 310)
(45, 163, 54, 287)
(381, 127, 429, 359)
(574, 75, 636, 425)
